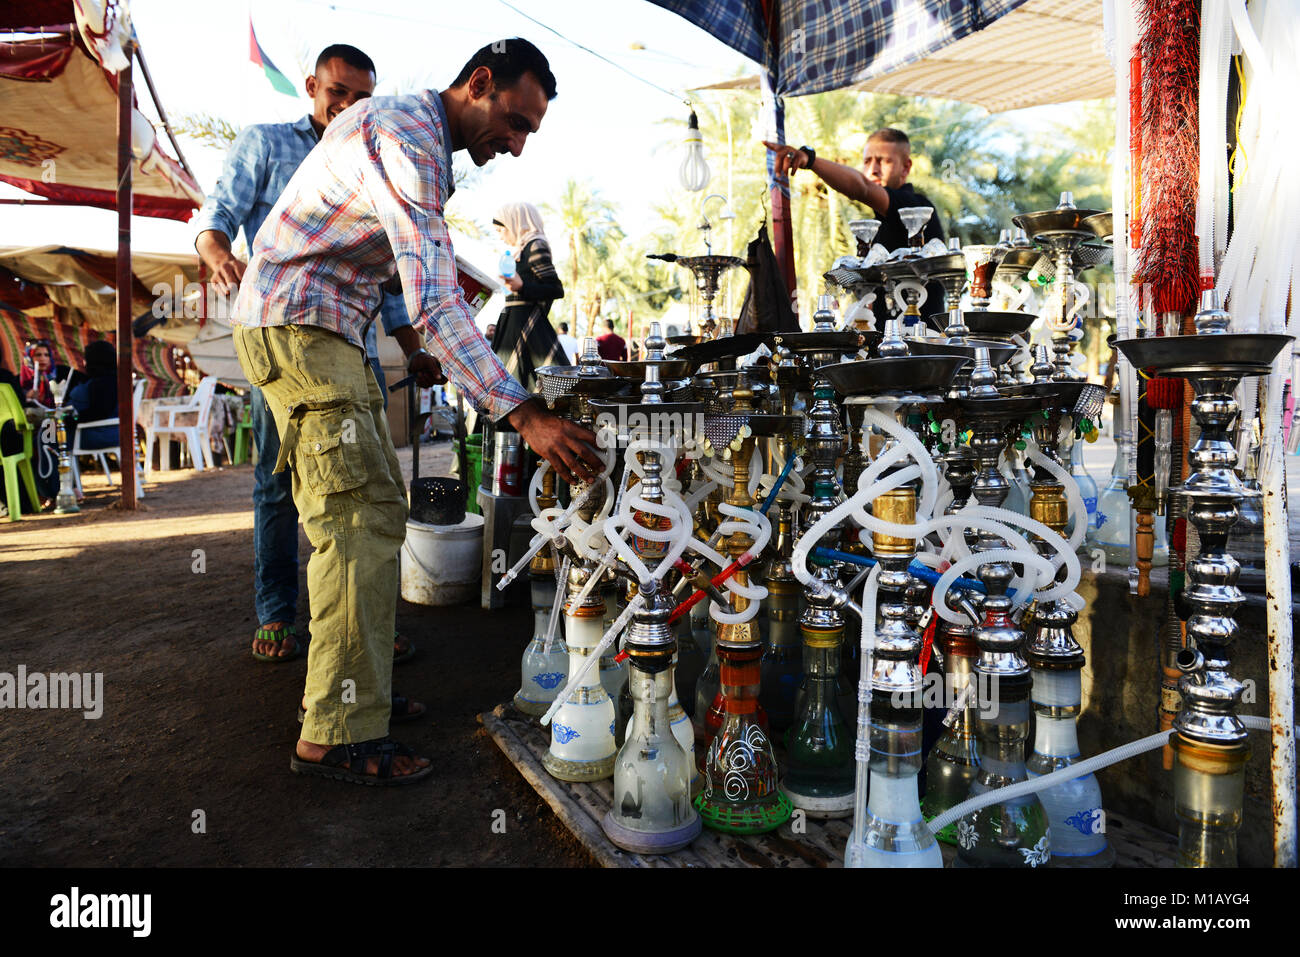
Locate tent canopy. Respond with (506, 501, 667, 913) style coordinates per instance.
(0, 11, 202, 219)
(690, 0, 1109, 112)
(650, 0, 1032, 98)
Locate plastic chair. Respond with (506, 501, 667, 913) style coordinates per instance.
(145, 375, 217, 476)
(0, 383, 41, 521)
(231, 402, 254, 464)
(71, 379, 145, 498)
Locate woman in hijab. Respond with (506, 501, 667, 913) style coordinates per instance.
(20, 339, 61, 407)
(490, 202, 568, 394)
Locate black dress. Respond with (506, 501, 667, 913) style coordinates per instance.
(490, 238, 568, 395)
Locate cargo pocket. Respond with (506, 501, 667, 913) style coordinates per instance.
(296, 404, 366, 495)
(232, 326, 277, 387)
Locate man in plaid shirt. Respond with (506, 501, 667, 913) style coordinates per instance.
(233, 39, 599, 785)
(195, 44, 420, 670)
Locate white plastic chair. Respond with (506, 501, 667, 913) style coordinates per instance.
(72, 379, 146, 498)
(145, 375, 217, 475)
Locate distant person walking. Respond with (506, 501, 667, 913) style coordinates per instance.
(555, 321, 579, 364)
(595, 317, 626, 361)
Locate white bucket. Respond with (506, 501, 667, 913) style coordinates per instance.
(400, 513, 484, 606)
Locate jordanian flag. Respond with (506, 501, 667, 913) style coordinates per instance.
(249, 18, 297, 97)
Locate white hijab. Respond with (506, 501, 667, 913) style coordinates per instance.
(494, 201, 547, 257)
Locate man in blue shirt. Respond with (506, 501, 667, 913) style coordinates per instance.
(194, 44, 421, 671)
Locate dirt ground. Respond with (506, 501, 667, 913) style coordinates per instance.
(0, 445, 594, 867)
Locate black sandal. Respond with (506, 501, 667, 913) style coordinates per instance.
(297, 693, 426, 724)
(289, 738, 432, 786)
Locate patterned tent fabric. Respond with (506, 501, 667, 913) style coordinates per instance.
(0, 244, 201, 332)
(0, 31, 202, 220)
(650, 0, 1031, 98)
(0, 305, 186, 398)
(0, 244, 210, 396)
(691, 0, 1109, 112)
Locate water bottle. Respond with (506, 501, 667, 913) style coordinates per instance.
(499, 250, 516, 279)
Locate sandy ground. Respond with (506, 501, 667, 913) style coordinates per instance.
(0, 440, 593, 867)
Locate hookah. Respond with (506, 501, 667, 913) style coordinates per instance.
(780, 329, 858, 816)
(513, 460, 570, 717)
(947, 352, 1054, 867)
(1011, 358, 1115, 866)
(1115, 292, 1292, 867)
(48, 377, 80, 515)
(1013, 192, 1111, 382)
(527, 342, 623, 782)
(799, 345, 967, 866)
(771, 310, 866, 733)
(755, 447, 809, 733)
(647, 252, 746, 340)
(595, 363, 705, 851)
(691, 371, 796, 834)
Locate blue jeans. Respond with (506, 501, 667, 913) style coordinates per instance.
(250, 362, 387, 626)
(251, 385, 300, 627)
(369, 356, 388, 411)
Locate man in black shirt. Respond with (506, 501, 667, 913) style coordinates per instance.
(765, 127, 944, 250)
(766, 128, 946, 325)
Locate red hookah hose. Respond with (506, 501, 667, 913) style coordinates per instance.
(918, 612, 939, 676)
(667, 552, 756, 625)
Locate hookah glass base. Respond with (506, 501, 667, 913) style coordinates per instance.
(694, 789, 794, 834)
(601, 812, 702, 855)
(780, 784, 853, 818)
(543, 751, 616, 783)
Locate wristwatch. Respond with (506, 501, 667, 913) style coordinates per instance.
(798, 145, 816, 169)
(406, 347, 429, 373)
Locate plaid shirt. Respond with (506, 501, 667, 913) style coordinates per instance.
(194, 115, 410, 361)
(234, 90, 529, 420)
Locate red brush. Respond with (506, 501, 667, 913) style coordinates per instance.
(1134, 0, 1201, 319)
(1146, 374, 1182, 410)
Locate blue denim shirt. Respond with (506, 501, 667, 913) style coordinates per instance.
(193, 114, 411, 360)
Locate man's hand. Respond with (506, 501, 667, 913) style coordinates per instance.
(763, 141, 812, 178)
(506, 399, 602, 486)
(501, 274, 523, 293)
(196, 230, 247, 295)
(208, 256, 246, 295)
(408, 351, 446, 388)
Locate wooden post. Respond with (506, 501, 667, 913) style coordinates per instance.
(758, 0, 796, 309)
(116, 50, 136, 509)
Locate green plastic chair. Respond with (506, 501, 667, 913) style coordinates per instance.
(0, 383, 41, 521)
(232, 402, 254, 465)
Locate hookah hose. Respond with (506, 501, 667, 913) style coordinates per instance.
(497, 435, 617, 589)
(809, 547, 988, 596)
(665, 451, 795, 624)
(928, 717, 1300, 836)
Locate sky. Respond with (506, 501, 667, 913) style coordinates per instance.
(2, 0, 1083, 327)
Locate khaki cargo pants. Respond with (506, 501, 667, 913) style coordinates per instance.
(233, 323, 406, 745)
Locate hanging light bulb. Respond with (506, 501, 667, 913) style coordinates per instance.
(678, 110, 711, 193)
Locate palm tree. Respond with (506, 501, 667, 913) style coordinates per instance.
(545, 179, 618, 337)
